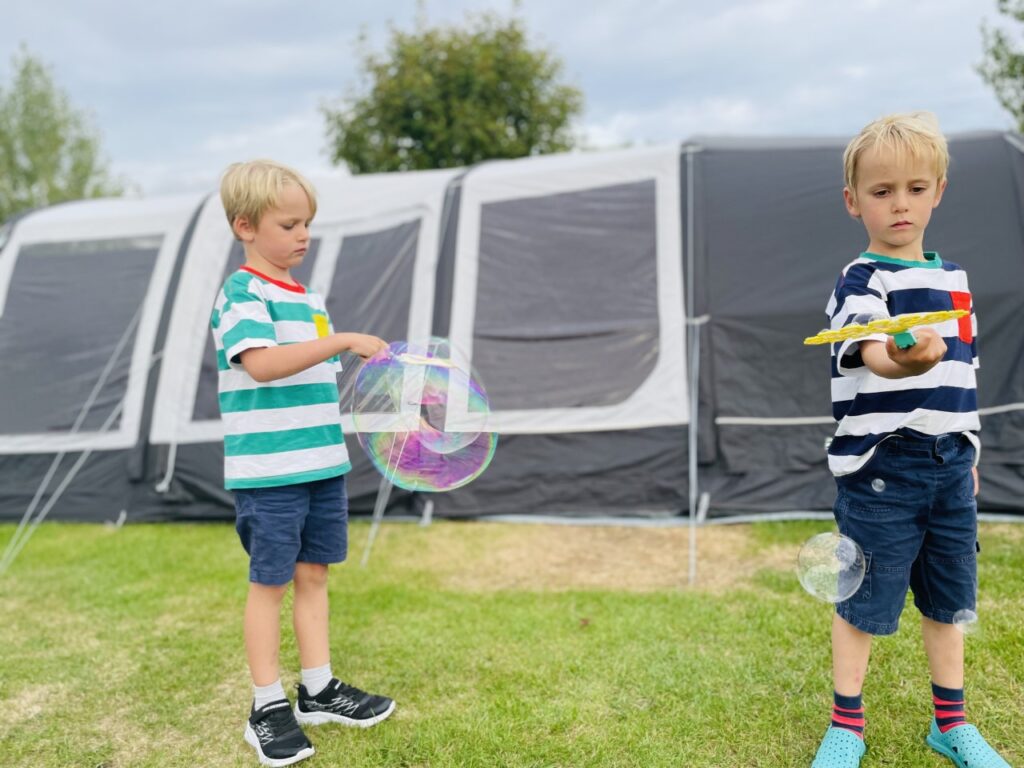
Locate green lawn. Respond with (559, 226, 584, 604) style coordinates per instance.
(0, 520, 1020, 767)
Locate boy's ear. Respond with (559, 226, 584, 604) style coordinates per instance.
(933, 178, 948, 208)
(233, 216, 256, 242)
(843, 187, 861, 219)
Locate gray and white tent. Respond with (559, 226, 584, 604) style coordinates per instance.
(2, 133, 1023, 525)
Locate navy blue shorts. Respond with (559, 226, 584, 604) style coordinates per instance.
(234, 474, 349, 586)
(832, 431, 977, 636)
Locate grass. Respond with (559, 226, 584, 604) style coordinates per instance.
(0, 519, 1021, 767)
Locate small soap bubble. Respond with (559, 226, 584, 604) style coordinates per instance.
(871, 478, 886, 493)
(797, 532, 866, 603)
(952, 608, 979, 635)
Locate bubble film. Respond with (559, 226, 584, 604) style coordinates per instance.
(351, 338, 497, 492)
(797, 532, 866, 603)
(952, 608, 979, 635)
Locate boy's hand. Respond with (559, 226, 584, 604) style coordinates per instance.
(340, 333, 389, 360)
(972, 466, 979, 497)
(884, 326, 947, 376)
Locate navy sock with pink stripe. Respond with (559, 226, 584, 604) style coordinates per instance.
(831, 691, 865, 738)
(932, 683, 967, 733)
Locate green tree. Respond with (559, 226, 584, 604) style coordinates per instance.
(0, 46, 124, 223)
(979, 0, 1024, 132)
(324, 10, 584, 173)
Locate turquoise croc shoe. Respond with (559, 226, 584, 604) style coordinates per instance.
(812, 727, 866, 768)
(926, 720, 1011, 768)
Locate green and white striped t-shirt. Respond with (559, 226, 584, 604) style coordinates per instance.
(211, 266, 351, 489)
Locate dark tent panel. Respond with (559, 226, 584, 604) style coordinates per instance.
(473, 180, 660, 410)
(1, 136, 1021, 524)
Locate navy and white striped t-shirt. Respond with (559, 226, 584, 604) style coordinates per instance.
(826, 251, 980, 476)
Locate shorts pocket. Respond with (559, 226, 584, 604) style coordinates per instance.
(835, 437, 895, 486)
(866, 559, 911, 617)
(852, 550, 873, 602)
(835, 486, 899, 523)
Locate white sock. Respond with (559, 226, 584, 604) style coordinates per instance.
(253, 679, 287, 710)
(301, 663, 333, 696)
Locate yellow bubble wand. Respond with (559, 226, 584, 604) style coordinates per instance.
(803, 309, 969, 349)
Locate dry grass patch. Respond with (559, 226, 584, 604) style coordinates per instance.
(0, 683, 70, 731)
(371, 521, 797, 593)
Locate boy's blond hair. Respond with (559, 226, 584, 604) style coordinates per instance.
(220, 159, 318, 239)
(843, 112, 949, 192)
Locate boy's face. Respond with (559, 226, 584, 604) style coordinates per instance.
(843, 145, 946, 260)
(234, 183, 313, 277)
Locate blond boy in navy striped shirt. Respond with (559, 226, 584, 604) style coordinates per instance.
(811, 115, 1008, 768)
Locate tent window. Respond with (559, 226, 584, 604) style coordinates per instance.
(192, 239, 321, 421)
(329, 220, 420, 401)
(473, 180, 659, 409)
(0, 237, 161, 434)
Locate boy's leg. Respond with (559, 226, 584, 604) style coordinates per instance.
(809, 588, 875, 767)
(293, 562, 331, 671)
(244, 581, 315, 765)
(292, 476, 344, 676)
(236, 485, 315, 765)
(917, 436, 1009, 766)
(833, 613, 872, 696)
(813, 446, 915, 768)
(292, 477, 394, 728)
(291, 561, 394, 727)
(921, 616, 964, 689)
(236, 483, 309, 688)
(245, 582, 289, 686)
(294, 563, 336, 698)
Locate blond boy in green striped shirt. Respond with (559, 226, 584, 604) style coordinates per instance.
(212, 160, 394, 767)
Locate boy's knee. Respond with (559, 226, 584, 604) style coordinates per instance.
(294, 561, 329, 588)
(249, 581, 290, 602)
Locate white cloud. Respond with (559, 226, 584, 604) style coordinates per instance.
(583, 96, 764, 146)
(116, 107, 347, 196)
(3, 0, 1012, 196)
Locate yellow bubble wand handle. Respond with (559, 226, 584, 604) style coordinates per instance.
(803, 309, 969, 348)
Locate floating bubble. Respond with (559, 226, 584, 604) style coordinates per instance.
(952, 608, 979, 635)
(351, 338, 497, 492)
(871, 478, 886, 493)
(797, 532, 866, 603)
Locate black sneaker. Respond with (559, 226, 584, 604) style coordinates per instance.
(294, 678, 395, 728)
(243, 699, 315, 767)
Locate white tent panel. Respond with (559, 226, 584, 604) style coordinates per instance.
(0, 195, 203, 454)
(450, 145, 688, 433)
(148, 170, 457, 446)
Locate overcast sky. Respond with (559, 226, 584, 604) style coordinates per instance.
(1, 0, 1015, 196)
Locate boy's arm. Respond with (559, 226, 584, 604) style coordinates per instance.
(240, 332, 388, 382)
(858, 326, 947, 379)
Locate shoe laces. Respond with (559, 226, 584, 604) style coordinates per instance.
(256, 703, 302, 737)
(314, 679, 368, 701)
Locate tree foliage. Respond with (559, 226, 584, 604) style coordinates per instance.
(0, 46, 124, 223)
(324, 11, 584, 173)
(979, 0, 1024, 132)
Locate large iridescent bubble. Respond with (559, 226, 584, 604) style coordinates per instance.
(351, 338, 497, 491)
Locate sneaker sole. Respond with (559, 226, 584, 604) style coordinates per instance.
(243, 724, 315, 767)
(294, 700, 396, 728)
(926, 734, 964, 768)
